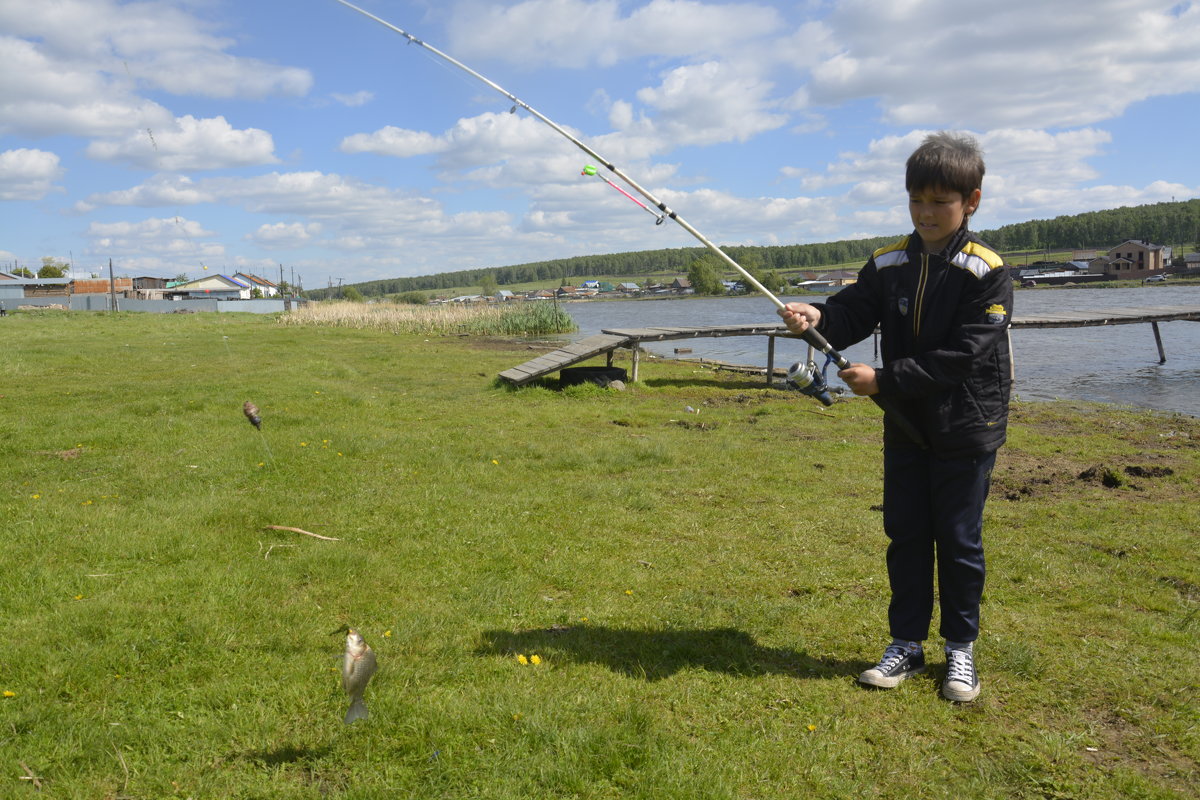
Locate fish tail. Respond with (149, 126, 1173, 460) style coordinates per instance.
(344, 697, 368, 724)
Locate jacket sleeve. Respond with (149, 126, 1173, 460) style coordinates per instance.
(876, 266, 1013, 398)
(813, 258, 886, 350)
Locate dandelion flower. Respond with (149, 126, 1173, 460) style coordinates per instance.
(31, 494, 40, 500)
(807, 724, 817, 732)
(516, 654, 528, 665)
(384, 630, 392, 638)
(625, 590, 633, 596)
(74, 595, 84, 600)
(300, 442, 308, 447)
(492, 459, 499, 465)
(530, 655, 542, 665)
(2, 691, 14, 698)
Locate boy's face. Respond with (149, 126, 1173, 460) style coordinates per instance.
(909, 186, 981, 253)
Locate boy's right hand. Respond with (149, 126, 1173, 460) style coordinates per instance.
(778, 302, 820, 335)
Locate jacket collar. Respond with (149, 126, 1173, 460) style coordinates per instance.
(907, 226, 971, 260)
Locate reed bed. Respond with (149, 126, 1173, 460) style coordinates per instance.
(279, 300, 577, 336)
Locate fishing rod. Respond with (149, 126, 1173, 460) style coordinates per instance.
(331, 0, 926, 448)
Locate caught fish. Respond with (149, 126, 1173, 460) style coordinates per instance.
(243, 401, 262, 430)
(342, 628, 377, 724)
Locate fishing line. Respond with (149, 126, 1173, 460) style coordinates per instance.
(332, 0, 927, 447)
(124, 57, 275, 466)
(582, 165, 665, 224)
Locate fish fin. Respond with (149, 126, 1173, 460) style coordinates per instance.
(344, 697, 368, 724)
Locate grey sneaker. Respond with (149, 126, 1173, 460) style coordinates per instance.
(859, 644, 925, 688)
(942, 646, 981, 702)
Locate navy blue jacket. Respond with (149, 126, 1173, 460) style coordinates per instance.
(814, 228, 1013, 457)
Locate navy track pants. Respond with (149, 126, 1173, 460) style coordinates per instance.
(881, 447, 996, 644)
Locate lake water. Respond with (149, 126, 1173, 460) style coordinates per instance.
(558, 285, 1200, 417)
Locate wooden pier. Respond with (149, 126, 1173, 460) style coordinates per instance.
(497, 305, 1200, 387)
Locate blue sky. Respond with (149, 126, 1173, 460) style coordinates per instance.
(2, 0, 1198, 288)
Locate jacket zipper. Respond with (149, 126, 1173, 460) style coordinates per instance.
(913, 252, 929, 339)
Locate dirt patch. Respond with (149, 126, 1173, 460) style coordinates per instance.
(34, 448, 83, 460)
(994, 457, 1185, 501)
(991, 402, 1199, 502)
(673, 419, 718, 431)
(694, 393, 772, 408)
(1123, 465, 1174, 478)
(1080, 707, 1198, 792)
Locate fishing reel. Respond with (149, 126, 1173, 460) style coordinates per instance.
(786, 359, 835, 406)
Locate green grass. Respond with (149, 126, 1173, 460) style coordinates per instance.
(1, 310, 1197, 798)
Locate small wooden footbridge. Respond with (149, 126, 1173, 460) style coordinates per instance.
(497, 305, 1200, 387)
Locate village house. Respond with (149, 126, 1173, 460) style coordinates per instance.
(0, 270, 73, 300)
(233, 272, 281, 297)
(1089, 240, 1168, 280)
(821, 269, 860, 287)
(169, 274, 252, 300)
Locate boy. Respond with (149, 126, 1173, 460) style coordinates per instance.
(779, 132, 1012, 702)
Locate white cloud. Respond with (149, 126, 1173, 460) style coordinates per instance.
(0, 148, 65, 200)
(340, 126, 451, 157)
(86, 116, 278, 170)
(75, 174, 216, 211)
(632, 61, 787, 145)
(247, 221, 323, 248)
(332, 90, 375, 107)
(0, 34, 174, 138)
(0, 0, 311, 141)
(807, 0, 1200, 128)
(85, 216, 225, 267)
(448, 0, 781, 68)
(342, 112, 588, 187)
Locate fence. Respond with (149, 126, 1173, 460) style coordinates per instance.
(7, 295, 305, 314)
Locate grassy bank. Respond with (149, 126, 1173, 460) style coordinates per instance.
(1, 311, 1196, 798)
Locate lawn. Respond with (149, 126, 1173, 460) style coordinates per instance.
(1, 310, 1196, 798)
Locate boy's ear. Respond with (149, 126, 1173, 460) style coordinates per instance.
(964, 188, 982, 217)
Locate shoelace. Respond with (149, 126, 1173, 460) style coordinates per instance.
(877, 645, 909, 671)
(946, 648, 975, 684)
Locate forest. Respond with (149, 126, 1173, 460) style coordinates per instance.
(322, 198, 1200, 298)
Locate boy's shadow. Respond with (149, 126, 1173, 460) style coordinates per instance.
(478, 625, 868, 681)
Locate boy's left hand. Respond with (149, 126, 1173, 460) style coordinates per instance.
(838, 363, 879, 396)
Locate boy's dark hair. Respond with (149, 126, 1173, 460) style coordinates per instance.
(905, 132, 985, 201)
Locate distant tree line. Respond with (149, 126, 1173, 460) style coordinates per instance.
(311, 199, 1199, 299)
(316, 238, 897, 299)
(978, 199, 1200, 252)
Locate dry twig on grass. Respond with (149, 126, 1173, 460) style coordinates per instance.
(263, 525, 340, 541)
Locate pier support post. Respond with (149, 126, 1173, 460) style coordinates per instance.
(1151, 321, 1166, 364)
(766, 335, 777, 386)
